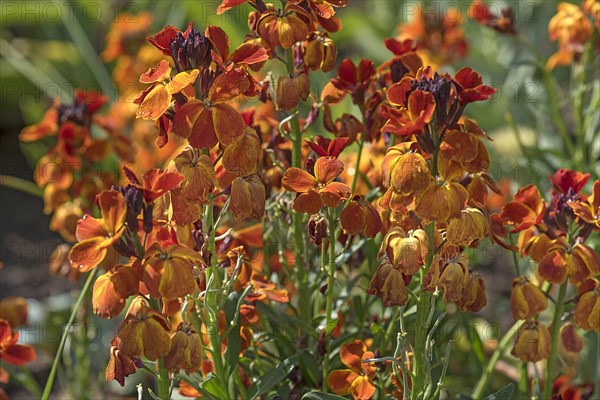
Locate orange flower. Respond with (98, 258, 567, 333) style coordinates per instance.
(574, 278, 600, 331)
(304, 32, 337, 72)
(69, 190, 127, 272)
(327, 340, 377, 400)
(144, 243, 204, 300)
(538, 244, 600, 285)
(93, 264, 140, 318)
(510, 276, 548, 321)
(167, 148, 217, 204)
(0, 319, 36, 367)
(547, 2, 593, 69)
(340, 196, 382, 237)
(123, 165, 185, 203)
(379, 227, 428, 274)
(164, 323, 202, 374)
(136, 59, 199, 120)
(415, 181, 468, 223)
(275, 73, 310, 110)
(569, 180, 600, 229)
(381, 89, 436, 136)
(500, 184, 546, 232)
(0, 297, 28, 327)
(381, 142, 431, 195)
(117, 297, 171, 360)
(446, 207, 491, 247)
(172, 68, 250, 148)
(229, 174, 266, 220)
(455, 272, 487, 312)
(257, 3, 310, 48)
(424, 255, 469, 302)
(511, 321, 551, 362)
(282, 157, 351, 214)
(222, 126, 262, 176)
(306, 136, 350, 158)
(367, 261, 410, 307)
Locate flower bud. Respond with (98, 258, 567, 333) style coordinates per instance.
(307, 214, 328, 246)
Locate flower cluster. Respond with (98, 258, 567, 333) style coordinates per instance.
(495, 170, 600, 361)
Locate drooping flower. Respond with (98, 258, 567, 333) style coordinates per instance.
(164, 323, 202, 374)
(304, 32, 337, 72)
(446, 207, 491, 247)
(282, 157, 351, 214)
(381, 142, 431, 195)
(117, 297, 171, 360)
(511, 321, 551, 362)
(510, 276, 548, 321)
(105, 337, 138, 387)
(367, 261, 410, 307)
(340, 196, 382, 237)
(574, 278, 600, 331)
(167, 148, 218, 205)
(455, 272, 487, 312)
(256, 3, 311, 48)
(379, 227, 428, 274)
(229, 174, 267, 220)
(327, 340, 377, 400)
(415, 181, 469, 223)
(144, 243, 204, 300)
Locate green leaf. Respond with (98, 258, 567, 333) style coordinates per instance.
(482, 383, 514, 400)
(247, 355, 299, 399)
(302, 391, 349, 400)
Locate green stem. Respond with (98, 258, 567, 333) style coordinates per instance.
(541, 281, 568, 400)
(322, 210, 337, 391)
(411, 223, 436, 399)
(0, 175, 43, 198)
(471, 321, 521, 398)
(157, 358, 170, 399)
(41, 269, 98, 400)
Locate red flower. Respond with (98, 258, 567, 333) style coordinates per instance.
(451, 67, 497, 104)
(0, 319, 36, 368)
(306, 136, 350, 158)
(550, 169, 590, 194)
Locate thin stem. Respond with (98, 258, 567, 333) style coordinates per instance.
(410, 222, 436, 399)
(322, 209, 337, 391)
(157, 358, 170, 399)
(541, 281, 568, 400)
(350, 125, 367, 196)
(471, 321, 521, 398)
(41, 269, 98, 400)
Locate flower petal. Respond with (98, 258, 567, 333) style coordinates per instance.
(212, 104, 245, 146)
(282, 168, 317, 193)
